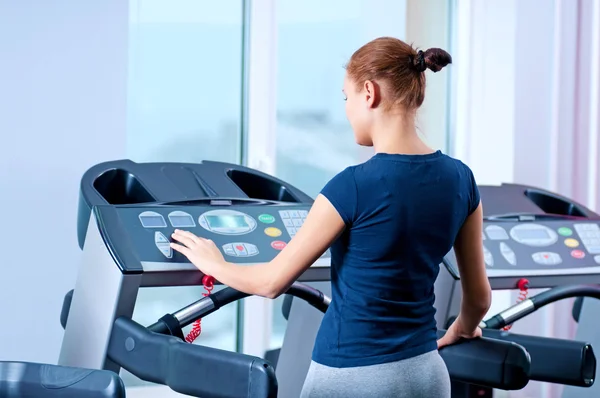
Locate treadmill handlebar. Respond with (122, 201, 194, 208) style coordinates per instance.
(482, 299, 536, 329)
(149, 282, 330, 334)
(436, 330, 530, 390)
(483, 285, 600, 330)
(150, 283, 531, 391)
(108, 317, 278, 398)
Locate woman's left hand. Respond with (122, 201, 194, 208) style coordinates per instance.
(170, 229, 226, 274)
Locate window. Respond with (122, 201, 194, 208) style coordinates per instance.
(274, 0, 376, 199)
(127, 0, 244, 164)
(270, 0, 454, 350)
(125, 0, 244, 388)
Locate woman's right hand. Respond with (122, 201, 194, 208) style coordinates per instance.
(437, 317, 482, 349)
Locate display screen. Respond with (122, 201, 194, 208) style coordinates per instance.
(169, 215, 195, 228)
(140, 215, 167, 228)
(515, 229, 550, 240)
(206, 215, 248, 229)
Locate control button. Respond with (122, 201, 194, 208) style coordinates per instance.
(574, 223, 600, 254)
(531, 252, 562, 265)
(574, 223, 600, 231)
(286, 227, 297, 237)
(587, 246, 600, 254)
(299, 210, 308, 218)
(246, 244, 259, 256)
(155, 231, 169, 243)
(292, 218, 303, 227)
(233, 243, 248, 256)
(571, 250, 586, 259)
(168, 211, 196, 228)
(532, 252, 562, 265)
(485, 225, 509, 240)
(222, 244, 236, 256)
(279, 211, 290, 219)
(283, 219, 294, 227)
(222, 243, 259, 257)
(532, 252, 544, 264)
(564, 238, 580, 248)
(258, 214, 275, 224)
(483, 245, 493, 267)
(499, 242, 517, 265)
(139, 211, 167, 228)
(271, 241, 287, 250)
(289, 210, 300, 218)
(154, 232, 172, 259)
(265, 227, 282, 237)
(558, 227, 573, 236)
(158, 246, 172, 258)
(594, 255, 600, 264)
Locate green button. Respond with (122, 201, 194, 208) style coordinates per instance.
(558, 227, 573, 236)
(258, 214, 275, 224)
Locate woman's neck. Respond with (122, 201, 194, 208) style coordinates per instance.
(370, 114, 434, 155)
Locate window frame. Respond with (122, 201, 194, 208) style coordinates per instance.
(238, 0, 278, 357)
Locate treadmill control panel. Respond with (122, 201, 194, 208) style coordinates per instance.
(444, 220, 600, 280)
(104, 205, 330, 272)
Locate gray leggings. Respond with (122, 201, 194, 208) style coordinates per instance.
(300, 350, 451, 398)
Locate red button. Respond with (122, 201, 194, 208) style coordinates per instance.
(235, 245, 244, 251)
(271, 241, 287, 250)
(571, 250, 585, 259)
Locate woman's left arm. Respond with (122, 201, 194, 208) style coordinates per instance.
(170, 194, 346, 298)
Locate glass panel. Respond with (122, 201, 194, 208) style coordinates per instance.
(124, 0, 244, 388)
(270, 0, 454, 351)
(275, 0, 368, 199)
(127, 0, 244, 163)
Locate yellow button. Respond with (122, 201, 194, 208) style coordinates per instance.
(564, 238, 580, 248)
(264, 227, 282, 237)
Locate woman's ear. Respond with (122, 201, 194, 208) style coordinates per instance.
(363, 80, 379, 109)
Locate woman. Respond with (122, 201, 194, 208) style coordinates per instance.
(170, 37, 492, 398)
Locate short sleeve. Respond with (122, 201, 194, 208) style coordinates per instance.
(466, 166, 481, 215)
(320, 167, 358, 225)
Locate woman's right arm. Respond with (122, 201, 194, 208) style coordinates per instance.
(438, 201, 492, 348)
(453, 201, 492, 332)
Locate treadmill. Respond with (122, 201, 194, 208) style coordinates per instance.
(436, 183, 599, 397)
(59, 160, 533, 397)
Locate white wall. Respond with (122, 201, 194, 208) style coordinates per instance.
(0, 1, 128, 362)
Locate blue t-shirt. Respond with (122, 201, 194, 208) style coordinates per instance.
(313, 150, 480, 368)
